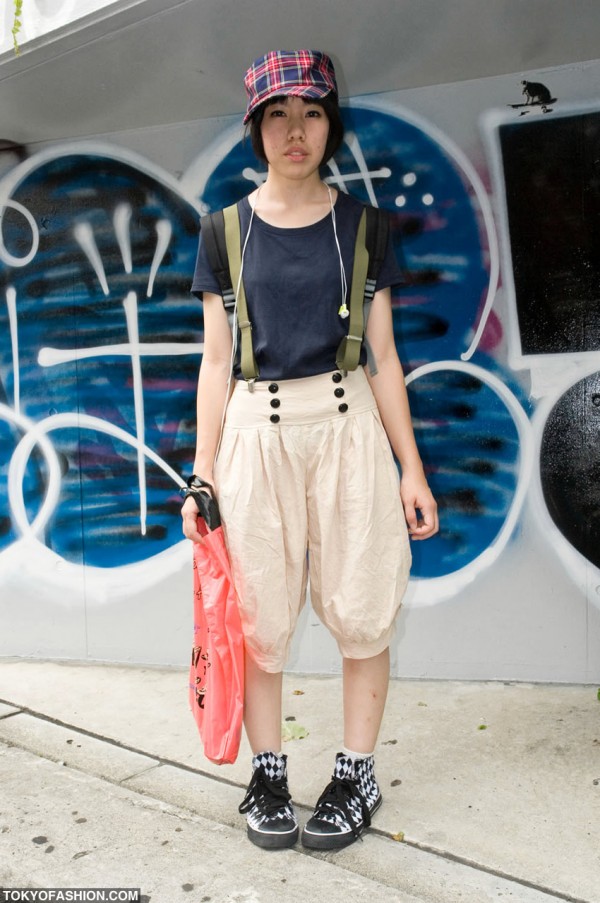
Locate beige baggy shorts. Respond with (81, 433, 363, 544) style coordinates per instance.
(214, 368, 411, 672)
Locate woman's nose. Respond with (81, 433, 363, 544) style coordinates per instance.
(287, 116, 305, 139)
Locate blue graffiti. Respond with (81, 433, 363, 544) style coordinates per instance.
(0, 151, 201, 566)
(407, 364, 526, 578)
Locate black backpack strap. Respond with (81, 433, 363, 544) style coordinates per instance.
(363, 206, 390, 376)
(364, 206, 390, 304)
(199, 208, 236, 315)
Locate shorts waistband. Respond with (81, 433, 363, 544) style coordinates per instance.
(224, 368, 377, 428)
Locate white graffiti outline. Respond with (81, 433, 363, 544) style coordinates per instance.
(0, 141, 202, 220)
(38, 339, 204, 367)
(0, 402, 63, 538)
(114, 203, 133, 273)
(326, 131, 392, 205)
(8, 410, 186, 540)
(348, 97, 500, 363)
(404, 360, 533, 606)
(1, 387, 191, 611)
(74, 220, 110, 295)
(123, 291, 147, 534)
(0, 198, 40, 267)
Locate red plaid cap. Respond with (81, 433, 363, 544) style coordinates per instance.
(243, 50, 338, 124)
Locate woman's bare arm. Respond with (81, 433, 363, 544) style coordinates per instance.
(181, 292, 233, 542)
(365, 288, 438, 540)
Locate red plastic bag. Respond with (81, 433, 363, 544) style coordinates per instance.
(189, 520, 244, 765)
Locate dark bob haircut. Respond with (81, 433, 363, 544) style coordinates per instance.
(247, 94, 345, 167)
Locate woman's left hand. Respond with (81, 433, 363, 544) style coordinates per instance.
(400, 473, 439, 540)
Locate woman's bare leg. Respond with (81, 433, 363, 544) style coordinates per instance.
(342, 647, 390, 753)
(244, 653, 283, 753)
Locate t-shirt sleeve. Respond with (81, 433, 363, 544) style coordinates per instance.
(190, 231, 221, 299)
(375, 217, 408, 291)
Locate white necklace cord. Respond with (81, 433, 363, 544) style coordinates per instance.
(328, 185, 348, 318)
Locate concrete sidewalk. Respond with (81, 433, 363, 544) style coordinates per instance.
(0, 660, 598, 903)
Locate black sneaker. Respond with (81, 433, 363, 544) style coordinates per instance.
(238, 751, 299, 849)
(301, 752, 382, 850)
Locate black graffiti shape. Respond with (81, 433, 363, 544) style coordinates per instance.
(498, 111, 600, 355)
(521, 81, 556, 106)
(540, 373, 600, 569)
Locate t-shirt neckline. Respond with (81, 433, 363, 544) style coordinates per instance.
(241, 193, 341, 234)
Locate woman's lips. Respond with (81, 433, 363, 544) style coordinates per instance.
(285, 148, 308, 161)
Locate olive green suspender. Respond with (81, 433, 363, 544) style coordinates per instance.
(222, 204, 260, 382)
(199, 201, 390, 383)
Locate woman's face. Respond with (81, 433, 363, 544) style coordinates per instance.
(259, 96, 330, 178)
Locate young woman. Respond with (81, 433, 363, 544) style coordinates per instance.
(182, 50, 438, 852)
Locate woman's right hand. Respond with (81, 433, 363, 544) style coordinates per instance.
(181, 495, 206, 543)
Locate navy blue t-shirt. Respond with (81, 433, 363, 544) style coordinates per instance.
(191, 191, 404, 381)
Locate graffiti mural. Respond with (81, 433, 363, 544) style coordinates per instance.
(1, 84, 599, 672)
(485, 101, 600, 597)
(0, 147, 202, 576)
